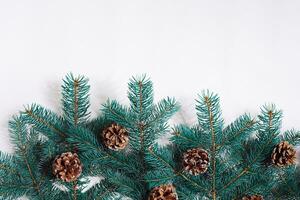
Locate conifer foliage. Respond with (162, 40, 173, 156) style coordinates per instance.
(0, 74, 299, 200)
(145, 92, 300, 200)
(0, 74, 120, 199)
(67, 75, 180, 199)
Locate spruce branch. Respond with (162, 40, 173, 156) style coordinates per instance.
(0, 117, 47, 199)
(1, 74, 123, 199)
(148, 92, 299, 199)
(100, 75, 179, 199)
(218, 106, 281, 194)
(62, 73, 90, 126)
(21, 104, 66, 140)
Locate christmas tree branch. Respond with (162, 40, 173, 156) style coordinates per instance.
(219, 106, 280, 193)
(22, 104, 66, 139)
(195, 92, 223, 199)
(204, 95, 217, 199)
(219, 114, 256, 148)
(62, 73, 90, 126)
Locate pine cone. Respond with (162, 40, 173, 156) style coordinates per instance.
(148, 184, 178, 200)
(271, 141, 296, 167)
(52, 152, 82, 182)
(183, 148, 209, 175)
(242, 194, 264, 200)
(102, 123, 129, 150)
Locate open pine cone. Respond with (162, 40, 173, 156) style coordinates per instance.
(183, 148, 209, 175)
(102, 123, 129, 150)
(52, 152, 82, 182)
(148, 184, 178, 200)
(242, 194, 264, 200)
(271, 141, 296, 167)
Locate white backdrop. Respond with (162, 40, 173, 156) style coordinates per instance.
(0, 0, 300, 153)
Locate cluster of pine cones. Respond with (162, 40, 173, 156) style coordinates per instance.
(51, 122, 297, 200)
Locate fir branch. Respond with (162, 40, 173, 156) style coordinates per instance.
(62, 73, 90, 126)
(196, 91, 223, 199)
(7, 117, 45, 199)
(219, 114, 256, 148)
(21, 104, 66, 140)
(148, 97, 179, 128)
(101, 75, 179, 199)
(219, 106, 281, 193)
(66, 126, 138, 173)
(127, 75, 153, 120)
(102, 100, 132, 128)
(146, 146, 208, 192)
(281, 129, 300, 146)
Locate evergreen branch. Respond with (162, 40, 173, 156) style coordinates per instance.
(219, 107, 279, 193)
(135, 79, 148, 195)
(62, 73, 90, 126)
(137, 80, 146, 152)
(219, 114, 256, 148)
(277, 171, 295, 197)
(147, 147, 174, 170)
(147, 147, 208, 192)
(102, 100, 132, 128)
(67, 126, 137, 173)
(171, 125, 210, 150)
(0, 163, 20, 177)
(22, 104, 66, 139)
(173, 131, 197, 143)
(127, 75, 153, 119)
(220, 167, 249, 192)
(231, 177, 266, 200)
(281, 129, 300, 146)
(22, 149, 43, 199)
(144, 176, 177, 183)
(95, 186, 117, 200)
(0, 153, 20, 177)
(201, 93, 218, 199)
(148, 97, 180, 128)
(178, 171, 208, 192)
(9, 117, 44, 199)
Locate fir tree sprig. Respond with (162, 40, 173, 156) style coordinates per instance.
(144, 92, 300, 200)
(62, 74, 90, 126)
(0, 116, 69, 200)
(0, 73, 121, 200)
(1, 74, 299, 200)
(97, 75, 180, 199)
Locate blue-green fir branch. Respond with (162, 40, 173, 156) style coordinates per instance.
(21, 104, 66, 141)
(62, 73, 91, 126)
(101, 75, 179, 199)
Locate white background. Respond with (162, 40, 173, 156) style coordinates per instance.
(0, 0, 300, 153)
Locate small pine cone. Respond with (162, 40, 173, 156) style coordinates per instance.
(183, 148, 209, 175)
(148, 184, 178, 200)
(271, 141, 296, 167)
(52, 152, 82, 182)
(102, 123, 129, 150)
(242, 194, 264, 200)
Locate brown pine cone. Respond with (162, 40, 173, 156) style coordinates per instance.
(102, 123, 129, 150)
(148, 184, 178, 200)
(52, 152, 82, 182)
(242, 194, 264, 200)
(271, 141, 296, 167)
(182, 148, 209, 175)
